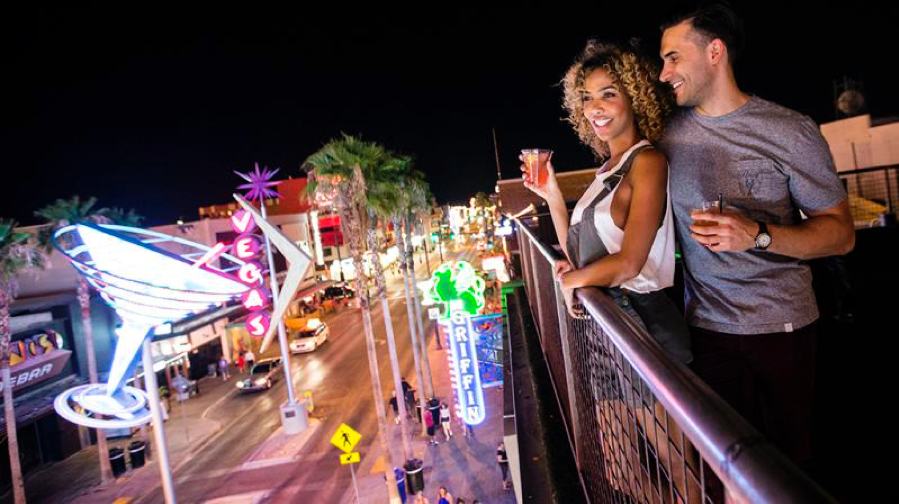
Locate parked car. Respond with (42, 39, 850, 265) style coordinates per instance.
(236, 358, 282, 392)
(289, 319, 329, 353)
(323, 284, 355, 301)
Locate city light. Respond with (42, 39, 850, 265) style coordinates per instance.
(230, 209, 257, 234)
(443, 311, 487, 425)
(242, 288, 271, 311)
(234, 235, 262, 259)
(423, 261, 486, 318)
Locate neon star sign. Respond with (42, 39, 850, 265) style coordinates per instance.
(422, 261, 486, 318)
(235, 163, 283, 201)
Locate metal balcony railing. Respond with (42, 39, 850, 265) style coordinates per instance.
(513, 217, 835, 503)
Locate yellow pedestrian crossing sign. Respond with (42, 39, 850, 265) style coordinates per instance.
(340, 452, 361, 465)
(330, 423, 361, 453)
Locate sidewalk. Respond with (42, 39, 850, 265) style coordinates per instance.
(187, 418, 323, 504)
(13, 370, 238, 504)
(346, 317, 516, 504)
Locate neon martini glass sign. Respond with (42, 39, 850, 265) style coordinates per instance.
(53, 223, 250, 429)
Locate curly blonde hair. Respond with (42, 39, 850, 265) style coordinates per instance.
(562, 40, 674, 159)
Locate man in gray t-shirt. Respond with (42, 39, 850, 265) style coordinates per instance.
(657, 4, 854, 467)
(661, 96, 847, 334)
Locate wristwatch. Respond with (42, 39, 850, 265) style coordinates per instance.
(754, 220, 772, 250)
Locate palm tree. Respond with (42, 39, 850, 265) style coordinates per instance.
(34, 197, 144, 486)
(304, 135, 402, 503)
(358, 148, 416, 458)
(1, 220, 48, 504)
(373, 156, 430, 438)
(400, 170, 436, 397)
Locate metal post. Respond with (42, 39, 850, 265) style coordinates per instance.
(423, 232, 431, 276)
(553, 281, 580, 466)
(885, 168, 894, 214)
(260, 203, 298, 405)
(142, 338, 177, 504)
(336, 237, 346, 282)
(524, 240, 542, 343)
(350, 463, 360, 503)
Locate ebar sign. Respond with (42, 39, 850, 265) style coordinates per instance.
(444, 311, 486, 425)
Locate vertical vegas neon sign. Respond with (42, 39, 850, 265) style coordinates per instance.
(231, 209, 272, 338)
(445, 310, 486, 425)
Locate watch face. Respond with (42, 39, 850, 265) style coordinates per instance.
(756, 233, 772, 249)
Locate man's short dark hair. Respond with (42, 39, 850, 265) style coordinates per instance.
(661, 1, 745, 67)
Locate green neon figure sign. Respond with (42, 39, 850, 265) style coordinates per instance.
(423, 261, 486, 318)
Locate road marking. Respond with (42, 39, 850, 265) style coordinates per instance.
(240, 457, 295, 470)
(202, 490, 269, 504)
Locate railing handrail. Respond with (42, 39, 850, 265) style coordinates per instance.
(513, 217, 836, 504)
(836, 164, 898, 176)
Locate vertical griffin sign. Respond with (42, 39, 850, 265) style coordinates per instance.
(445, 310, 487, 425)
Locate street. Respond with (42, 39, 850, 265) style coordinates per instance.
(138, 245, 475, 503)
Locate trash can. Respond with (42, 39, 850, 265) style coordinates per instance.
(128, 441, 146, 469)
(404, 458, 424, 495)
(427, 398, 440, 428)
(109, 447, 127, 477)
(395, 467, 407, 503)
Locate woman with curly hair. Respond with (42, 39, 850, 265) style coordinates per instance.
(523, 40, 692, 364)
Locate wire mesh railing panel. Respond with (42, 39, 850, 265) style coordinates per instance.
(840, 165, 899, 227)
(530, 239, 573, 441)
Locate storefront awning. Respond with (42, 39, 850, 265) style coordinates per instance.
(0, 375, 86, 433)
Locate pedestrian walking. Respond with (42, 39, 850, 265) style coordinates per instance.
(436, 486, 453, 504)
(497, 442, 510, 488)
(402, 378, 416, 418)
(236, 352, 245, 374)
(458, 414, 473, 438)
(455, 499, 466, 504)
(389, 391, 400, 425)
(244, 349, 255, 371)
(425, 408, 438, 445)
(218, 356, 229, 381)
(440, 401, 453, 440)
(414, 492, 430, 504)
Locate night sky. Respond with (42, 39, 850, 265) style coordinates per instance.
(10, 4, 898, 226)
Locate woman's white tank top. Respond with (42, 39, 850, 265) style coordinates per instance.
(569, 140, 676, 293)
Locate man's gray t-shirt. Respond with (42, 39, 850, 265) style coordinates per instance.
(659, 96, 847, 335)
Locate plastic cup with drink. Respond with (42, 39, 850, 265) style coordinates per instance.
(693, 197, 723, 226)
(521, 148, 553, 187)
(692, 194, 724, 247)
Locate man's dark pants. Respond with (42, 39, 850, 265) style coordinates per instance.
(689, 322, 818, 466)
